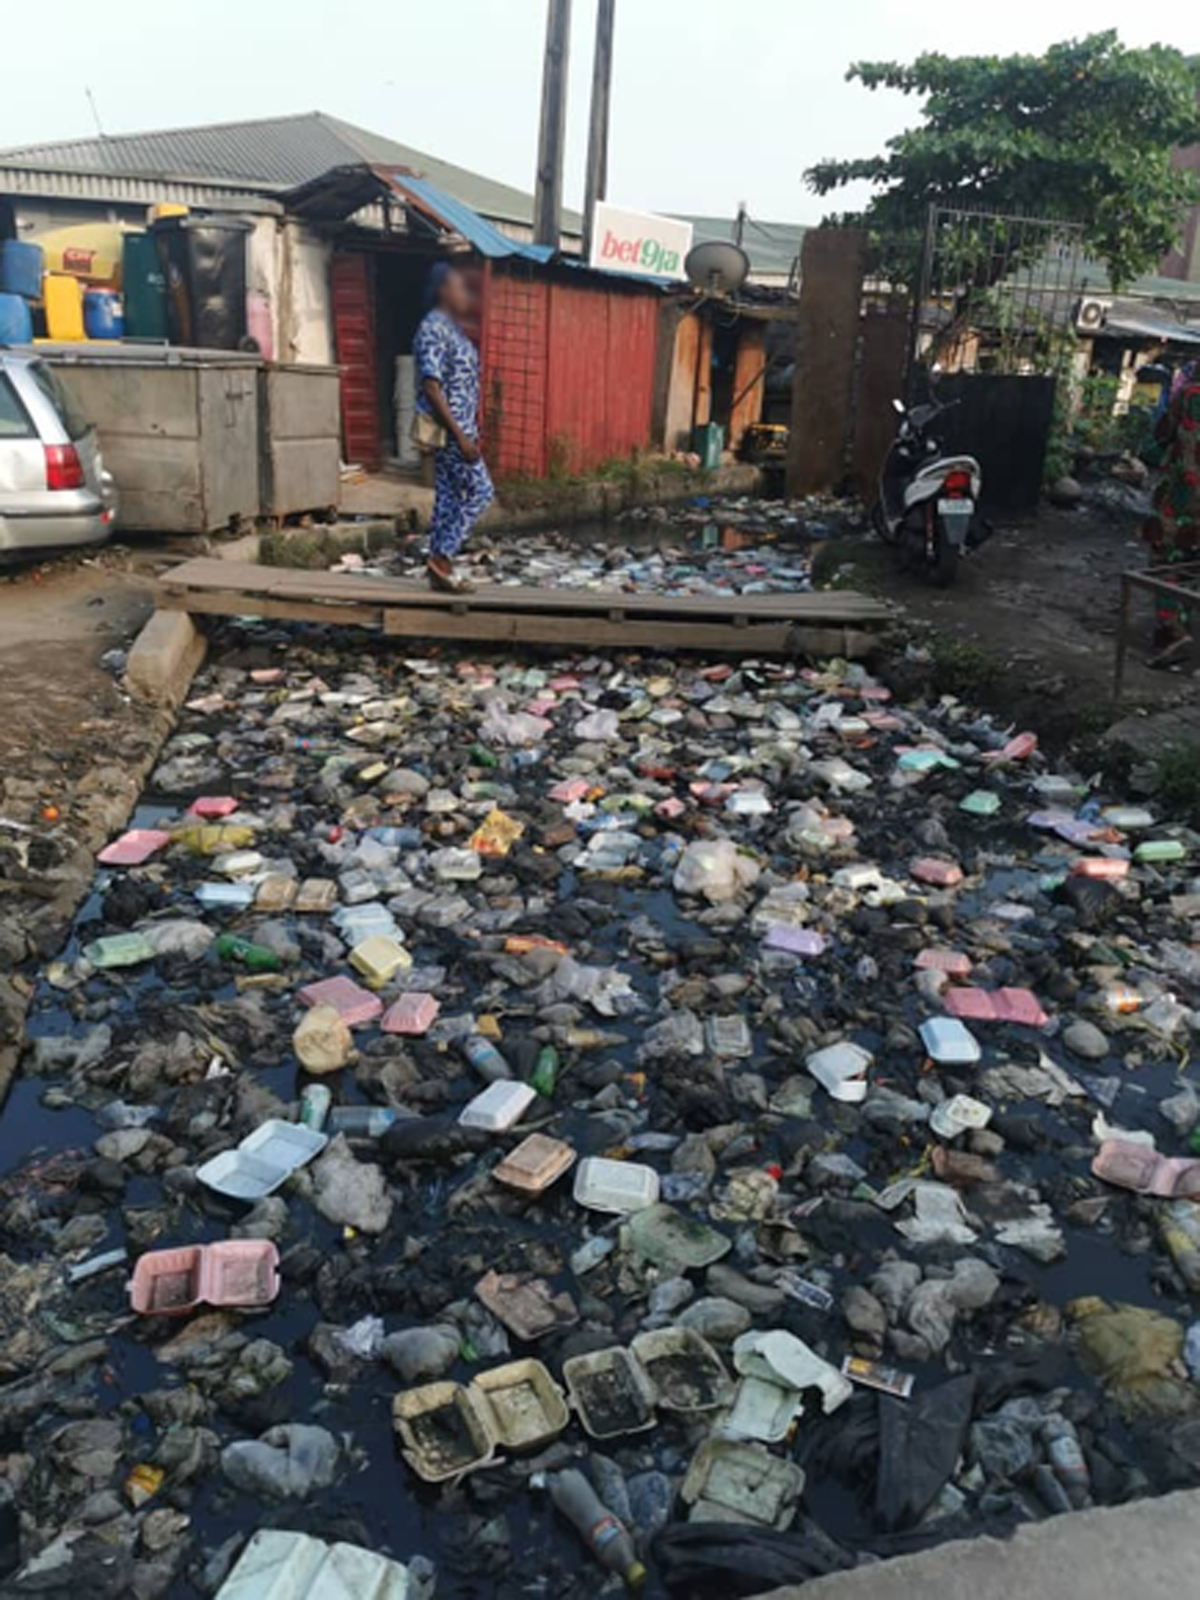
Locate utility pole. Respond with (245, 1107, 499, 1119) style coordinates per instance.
(581, 0, 616, 263)
(534, 0, 573, 251)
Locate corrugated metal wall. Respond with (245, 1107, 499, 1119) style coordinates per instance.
(484, 264, 658, 478)
(482, 267, 550, 478)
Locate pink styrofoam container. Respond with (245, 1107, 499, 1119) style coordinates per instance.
(382, 993, 441, 1035)
(188, 796, 240, 819)
(98, 829, 172, 866)
(910, 857, 963, 888)
(299, 976, 383, 1026)
(130, 1240, 280, 1316)
(915, 948, 972, 977)
(943, 986, 1048, 1026)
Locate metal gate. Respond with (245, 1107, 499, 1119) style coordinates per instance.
(908, 206, 1086, 511)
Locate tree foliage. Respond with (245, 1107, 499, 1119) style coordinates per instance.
(806, 31, 1200, 288)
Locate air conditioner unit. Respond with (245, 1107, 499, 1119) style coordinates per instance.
(1075, 296, 1112, 335)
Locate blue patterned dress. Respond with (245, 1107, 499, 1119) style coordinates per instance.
(413, 308, 495, 558)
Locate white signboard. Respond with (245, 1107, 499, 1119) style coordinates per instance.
(589, 202, 693, 281)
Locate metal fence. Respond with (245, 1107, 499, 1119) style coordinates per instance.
(911, 204, 1087, 379)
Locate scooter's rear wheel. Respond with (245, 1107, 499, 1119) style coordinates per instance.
(928, 506, 959, 587)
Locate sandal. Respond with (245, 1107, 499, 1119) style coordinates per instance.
(427, 559, 473, 595)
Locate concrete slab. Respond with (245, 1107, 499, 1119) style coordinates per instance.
(765, 1489, 1200, 1600)
(124, 610, 207, 707)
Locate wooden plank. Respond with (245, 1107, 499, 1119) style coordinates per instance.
(161, 558, 893, 624)
(158, 590, 384, 628)
(382, 608, 795, 653)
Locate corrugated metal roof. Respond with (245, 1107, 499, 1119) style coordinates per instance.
(0, 111, 584, 234)
(673, 213, 805, 280)
(386, 172, 555, 263)
(0, 163, 280, 212)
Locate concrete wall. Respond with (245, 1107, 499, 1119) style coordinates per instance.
(279, 222, 335, 366)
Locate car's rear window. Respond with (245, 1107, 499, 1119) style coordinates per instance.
(27, 361, 91, 442)
(0, 372, 33, 439)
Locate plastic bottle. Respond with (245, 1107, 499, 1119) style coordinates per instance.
(214, 933, 280, 972)
(460, 1035, 512, 1083)
(1042, 1416, 1090, 1508)
(546, 1469, 646, 1591)
(1104, 983, 1145, 1015)
(299, 1084, 332, 1132)
(327, 1106, 398, 1137)
(469, 744, 499, 768)
(1134, 839, 1187, 864)
(1159, 1200, 1200, 1291)
(529, 1045, 560, 1098)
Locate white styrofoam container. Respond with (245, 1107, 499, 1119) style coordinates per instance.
(919, 1016, 982, 1065)
(805, 1041, 872, 1103)
(725, 1373, 801, 1442)
(573, 1156, 660, 1214)
(929, 1093, 992, 1138)
(458, 1080, 537, 1133)
(216, 1529, 412, 1600)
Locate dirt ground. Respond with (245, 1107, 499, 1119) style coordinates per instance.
(821, 502, 1200, 753)
(0, 547, 176, 1089)
(0, 550, 158, 821)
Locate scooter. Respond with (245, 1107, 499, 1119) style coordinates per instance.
(872, 393, 987, 586)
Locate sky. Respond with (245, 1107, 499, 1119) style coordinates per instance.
(1, 1, 1198, 227)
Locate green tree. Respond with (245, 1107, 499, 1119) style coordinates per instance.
(806, 31, 1200, 288)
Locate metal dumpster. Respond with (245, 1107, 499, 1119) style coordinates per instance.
(258, 362, 341, 520)
(35, 344, 260, 534)
(35, 346, 343, 533)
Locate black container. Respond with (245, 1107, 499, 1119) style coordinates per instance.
(152, 216, 253, 350)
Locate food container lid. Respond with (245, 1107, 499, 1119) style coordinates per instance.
(573, 1156, 660, 1214)
(919, 1016, 981, 1064)
(493, 1133, 576, 1192)
(459, 1080, 537, 1132)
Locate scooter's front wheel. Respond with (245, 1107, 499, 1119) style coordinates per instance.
(871, 499, 896, 545)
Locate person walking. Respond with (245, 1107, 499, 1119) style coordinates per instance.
(1143, 360, 1200, 666)
(413, 263, 494, 591)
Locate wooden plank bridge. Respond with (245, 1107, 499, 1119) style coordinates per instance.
(157, 558, 893, 657)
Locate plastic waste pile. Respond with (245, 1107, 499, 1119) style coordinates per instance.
(3, 598, 1200, 1596)
(341, 494, 854, 598)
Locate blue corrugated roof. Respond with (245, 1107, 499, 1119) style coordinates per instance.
(388, 172, 555, 263)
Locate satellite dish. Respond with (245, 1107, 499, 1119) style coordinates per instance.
(685, 239, 750, 296)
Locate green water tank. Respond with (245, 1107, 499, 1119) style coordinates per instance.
(121, 232, 169, 341)
(692, 421, 725, 470)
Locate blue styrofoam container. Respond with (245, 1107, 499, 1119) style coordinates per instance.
(0, 292, 33, 345)
(0, 240, 44, 301)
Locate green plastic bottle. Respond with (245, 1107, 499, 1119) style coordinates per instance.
(530, 1045, 560, 1098)
(469, 744, 500, 768)
(214, 933, 280, 973)
(1135, 840, 1187, 864)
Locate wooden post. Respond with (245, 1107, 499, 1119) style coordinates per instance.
(786, 227, 868, 497)
(581, 0, 616, 263)
(534, 0, 573, 251)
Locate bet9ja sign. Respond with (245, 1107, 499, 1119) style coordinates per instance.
(589, 202, 693, 281)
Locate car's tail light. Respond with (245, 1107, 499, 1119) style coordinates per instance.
(45, 443, 84, 491)
(942, 470, 972, 497)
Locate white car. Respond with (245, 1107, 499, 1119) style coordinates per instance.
(0, 351, 117, 557)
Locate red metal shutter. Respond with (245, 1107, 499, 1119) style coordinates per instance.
(331, 252, 381, 471)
